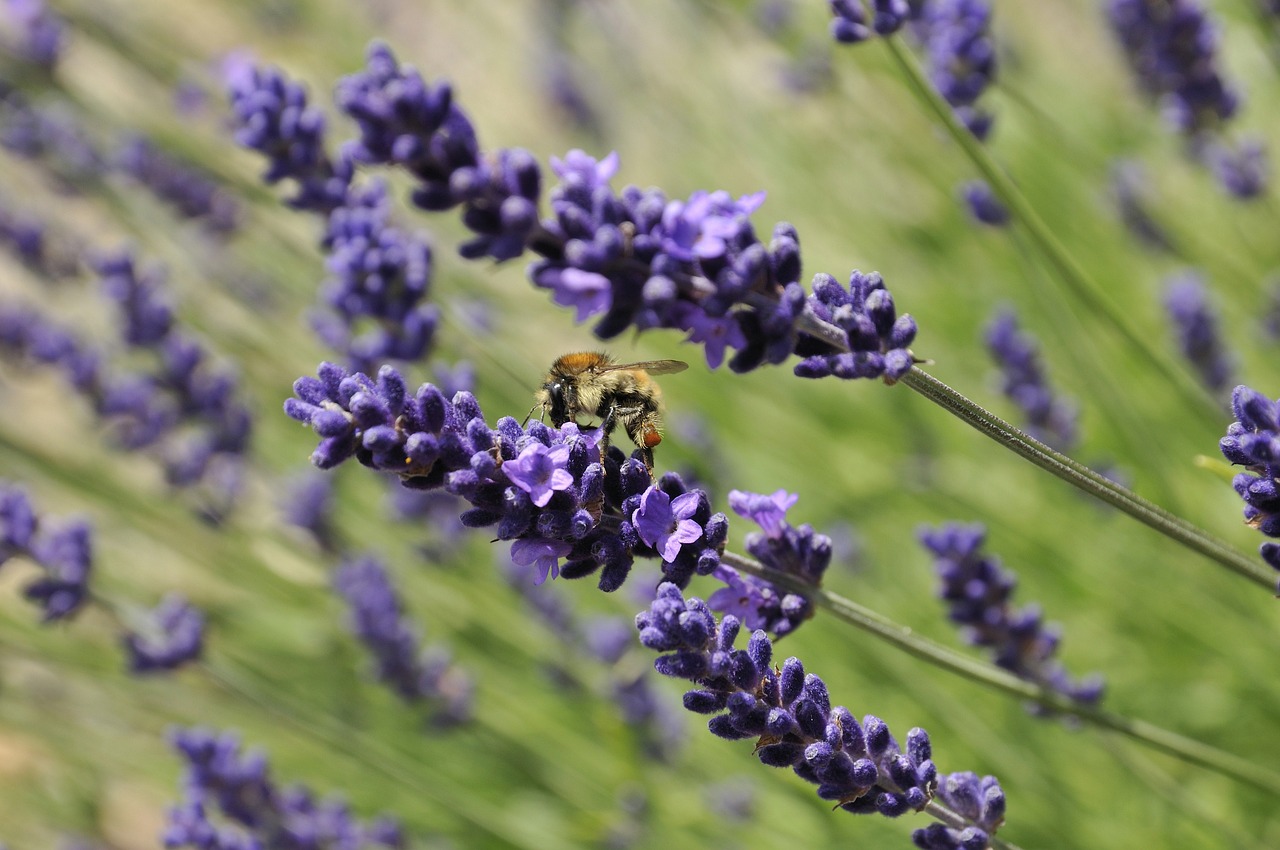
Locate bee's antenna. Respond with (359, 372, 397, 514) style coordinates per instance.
(522, 402, 541, 426)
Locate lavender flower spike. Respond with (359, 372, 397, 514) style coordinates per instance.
(0, 482, 94, 623)
(984, 309, 1078, 451)
(1163, 272, 1233, 395)
(919, 523, 1105, 709)
(637, 583, 1005, 846)
(285, 363, 726, 591)
(1219, 385, 1280, 581)
(165, 727, 406, 849)
(124, 594, 205, 674)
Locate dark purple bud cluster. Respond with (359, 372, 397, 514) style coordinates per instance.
(959, 181, 1009, 227)
(913, 772, 1006, 850)
(0, 89, 105, 182)
(285, 362, 726, 591)
(1219, 386, 1280, 579)
(335, 43, 541, 262)
(984, 309, 1078, 451)
(0, 482, 92, 622)
(2, 0, 67, 70)
(333, 555, 473, 725)
(828, 0, 910, 42)
(114, 136, 240, 233)
(1162, 272, 1233, 395)
(914, 0, 998, 138)
(94, 251, 254, 504)
(918, 523, 1105, 707)
(708, 489, 831, 637)
(793, 271, 917, 382)
(165, 727, 406, 850)
(312, 180, 438, 374)
(224, 58, 352, 214)
(124, 594, 205, 674)
(0, 199, 49, 268)
(1105, 0, 1268, 199)
(637, 583, 1003, 845)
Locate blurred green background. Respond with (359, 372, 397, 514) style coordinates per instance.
(0, 1, 1278, 848)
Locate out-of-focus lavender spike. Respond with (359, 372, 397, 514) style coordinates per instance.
(165, 727, 407, 849)
(984, 309, 1078, 451)
(918, 523, 1105, 709)
(114, 135, 240, 233)
(1108, 160, 1176, 253)
(1163, 271, 1233, 396)
(123, 594, 205, 674)
(333, 554, 473, 724)
(3, 0, 66, 71)
(960, 180, 1009, 227)
(0, 482, 93, 622)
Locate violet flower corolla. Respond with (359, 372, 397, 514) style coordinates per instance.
(0, 481, 93, 622)
(1105, 0, 1268, 199)
(710, 489, 831, 637)
(1163, 271, 1233, 395)
(333, 555, 473, 725)
(123, 594, 205, 674)
(637, 583, 1006, 848)
(1219, 385, 1280, 582)
(284, 361, 727, 591)
(984, 309, 1077, 451)
(164, 727, 406, 850)
(918, 523, 1105, 709)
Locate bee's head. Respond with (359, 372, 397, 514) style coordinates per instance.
(536, 375, 574, 426)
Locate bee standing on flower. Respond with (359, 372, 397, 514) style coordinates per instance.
(532, 352, 687, 469)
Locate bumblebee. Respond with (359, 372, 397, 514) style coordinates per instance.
(533, 352, 687, 468)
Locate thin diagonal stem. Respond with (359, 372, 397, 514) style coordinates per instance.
(900, 367, 1273, 590)
(721, 552, 1280, 797)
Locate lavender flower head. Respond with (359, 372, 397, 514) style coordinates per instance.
(285, 362, 727, 591)
(165, 727, 406, 849)
(1219, 385, 1280, 579)
(919, 523, 1104, 708)
(707, 489, 830, 637)
(793, 271, 918, 382)
(636, 583, 1004, 845)
(124, 594, 205, 674)
(984, 309, 1078, 451)
(0, 483, 94, 623)
(1163, 271, 1233, 395)
(333, 555, 473, 724)
(3, 0, 66, 71)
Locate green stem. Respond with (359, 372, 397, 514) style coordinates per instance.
(721, 553, 1280, 797)
(876, 35, 1219, 422)
(900, 367, 1274, 590)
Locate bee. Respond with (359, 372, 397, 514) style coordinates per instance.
(532, 352, 688, 468)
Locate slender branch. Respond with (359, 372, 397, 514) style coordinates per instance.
(875, 34, 1219, 422)
(899, 367, 1274, 590)
(721, 552, 1280, 797)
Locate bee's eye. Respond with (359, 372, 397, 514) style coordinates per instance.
(545, 381, 570, 424)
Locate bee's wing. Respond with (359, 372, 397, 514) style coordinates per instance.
(603, 359, 689, 375)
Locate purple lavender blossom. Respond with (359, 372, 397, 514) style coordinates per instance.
(507, 442, 574, 508)
(918, 523, 1105, 708)
(793, 271, 918, 382)
(281, 471, 338, 552)
(829, 0, 873, 43)
(114, 136, 240, 232)
(915, 0, 998, 141)
(3, 0, 66, 71)
(1105, 0, 1268, 199)
(124, 594, 205, 674)
(333, 555, 473, 723)
(285, 362, 726, 591)
(984, 309, 1078, 451)
(224, 58, 352, 213)
(1108, 160, 1175, 253)
(510, 537, 572, 585)
(636, 583, 1005, 843)
(315, 179, 438, 373)
(0, 94, 105, 181)
(165, 727, 407, 849)
(633, 486, 703, 562)
(1219, 385, 1280, 579)
(1163, 271, 1233, 395)
(0, 483, 93, 622)
(960, 180, 1009, 227)
(712, 488, 830, 637)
